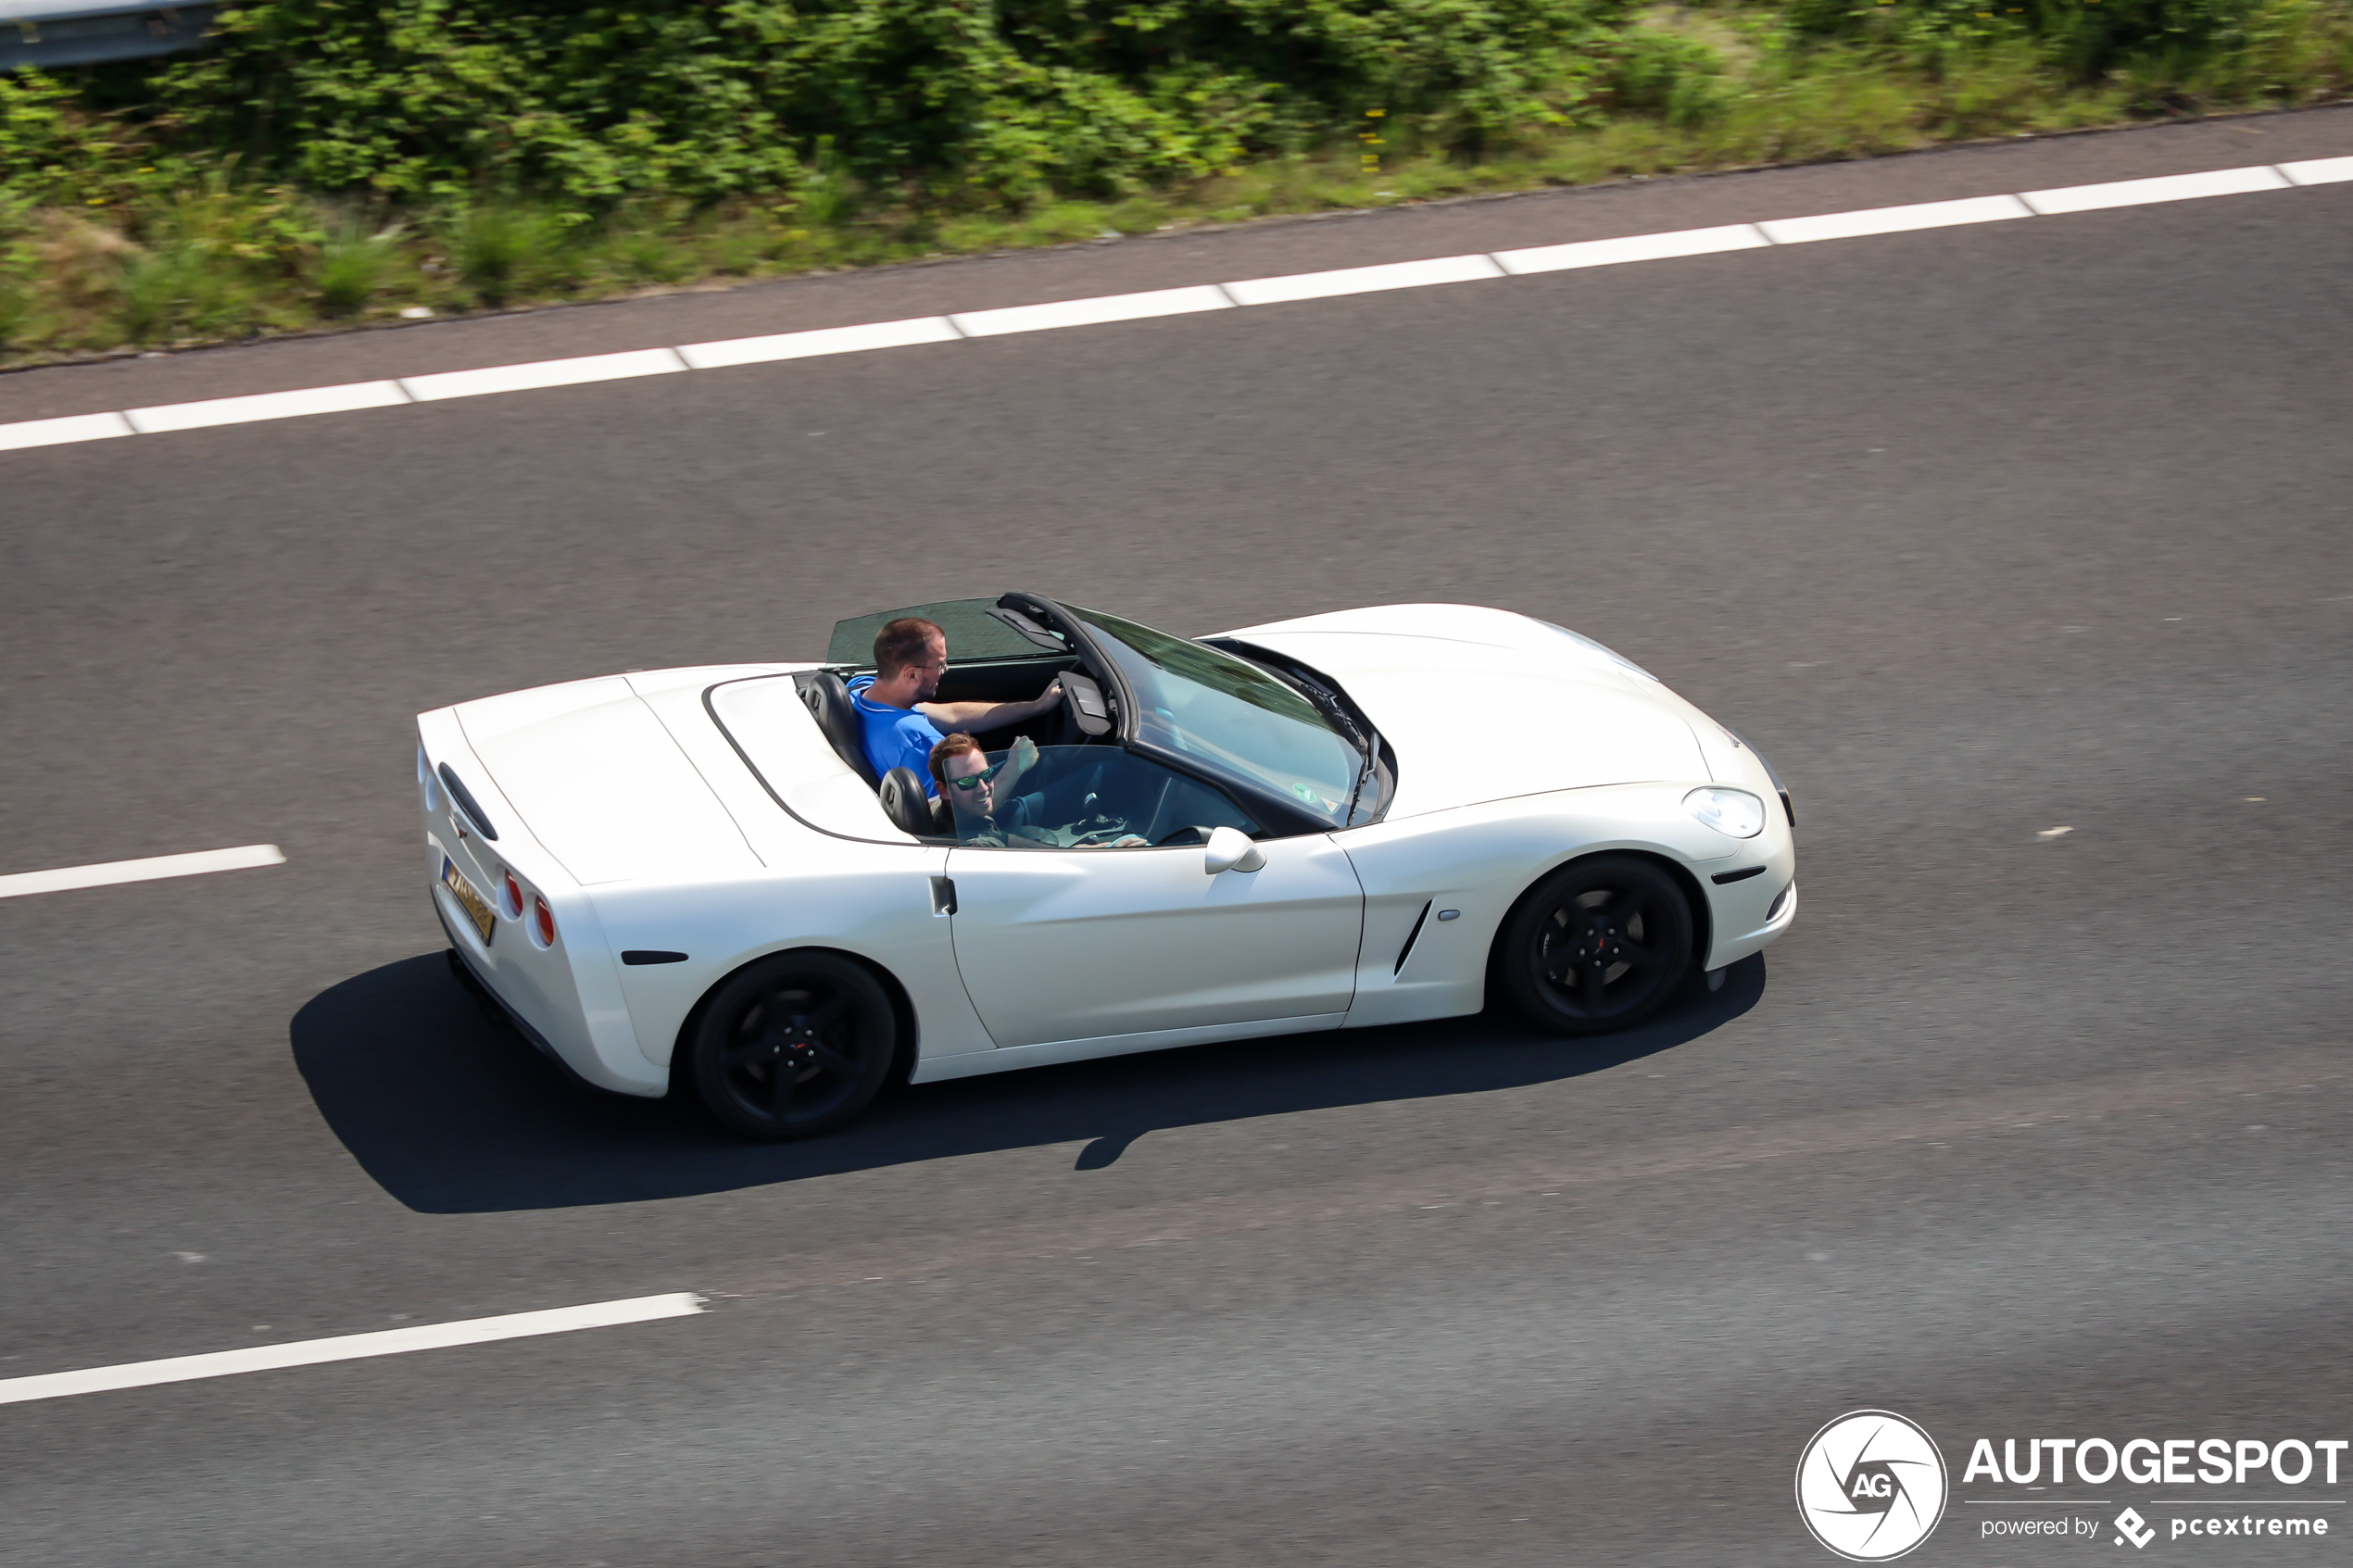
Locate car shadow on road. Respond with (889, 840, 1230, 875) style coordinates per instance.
(291, 951, 1767, 1213)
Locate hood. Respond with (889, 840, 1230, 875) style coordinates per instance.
(454, 675, 763, 884)
(1217, 606, 1707, 817)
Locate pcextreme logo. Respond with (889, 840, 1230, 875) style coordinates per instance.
(1797, 1410, 1951, 1562)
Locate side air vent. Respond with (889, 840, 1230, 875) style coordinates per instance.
(621, 950, 689, 966)
(1393, 900, 1433, 975)
(1710, 865, 1767, 885)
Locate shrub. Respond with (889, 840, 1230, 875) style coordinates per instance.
(1787, 0, 2269, 80)
(1612, 28, 1736, 124)
(137, 0, 1627, 216)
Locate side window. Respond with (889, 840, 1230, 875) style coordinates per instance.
(947, 746, 1257, 849)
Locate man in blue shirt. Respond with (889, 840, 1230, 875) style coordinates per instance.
(847, 617, 1064, 796)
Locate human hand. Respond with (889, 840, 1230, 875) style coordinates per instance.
(1010, 734, 1038, 768)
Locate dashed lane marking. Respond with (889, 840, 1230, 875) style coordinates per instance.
(0, 844, 285, 899)
(0, 1293, 704, 1405)
(950, 283, 1234, 336)
(124, 380, 410, 434)
(3, 156, 2349, 454)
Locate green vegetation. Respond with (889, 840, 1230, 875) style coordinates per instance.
(1, 0, 2347, 364)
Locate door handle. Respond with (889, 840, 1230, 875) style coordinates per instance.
(929, 875, 957, 915)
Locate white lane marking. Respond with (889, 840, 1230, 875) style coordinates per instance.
(1, 157, 2338, 452)
(1756, 193, 2033, 245)
(2279, 155, 2353, 185)
(949, 284, 1232, 337)
(676, 316, 961, 370)
(401, 346, 689, 401)
(2020, 164, 2291, 215)
(1220, 253, 1504, 306)
(125, 380, 410, 434)
(0, 843, 285, 899)
(126, 378, 411, 433)
(0, 1293, 704, 1405)
(0, 410, 135, 451)
(1491, 222, 1768, 274)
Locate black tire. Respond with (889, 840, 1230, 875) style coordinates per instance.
(1497, 855, 1693, 1035)
(689, 951, 896, 1140)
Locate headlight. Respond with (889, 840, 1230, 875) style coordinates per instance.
(1685, 786, 1767, 838)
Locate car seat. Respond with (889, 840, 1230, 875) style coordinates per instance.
(797, 671, 880, 787)
(878, 767, 947, 837)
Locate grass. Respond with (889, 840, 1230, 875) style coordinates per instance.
(2, 10, 2347, 369)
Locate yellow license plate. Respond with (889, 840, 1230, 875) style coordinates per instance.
(442, 856, 496, 944)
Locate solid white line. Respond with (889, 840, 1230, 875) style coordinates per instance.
(950, 284, 1233, 337)
(0, 409, 135, 451)
(1221, 253, 1504, 306)
(1491, 222, 1768, 275)
(0, 844, 284, 898)
(125, 380, 410, 434)
(2279, 154, 2353, 185)
(401, 346, 688, 401)
(676, 316, 961, 370)
(2020, 164, 2290, 215)
(1757, 193, 2033, 245)
(0, 1293, 704, 1404)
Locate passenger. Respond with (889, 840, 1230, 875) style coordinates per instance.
(931, 733, 1043, 846)
(932, 734, 1145, 848)
(846, 617, 1063, 796)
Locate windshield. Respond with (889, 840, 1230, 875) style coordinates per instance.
(1071, 607, 1367, 827)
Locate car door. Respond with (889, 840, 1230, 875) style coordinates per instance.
(941, 752, 1364, 1049)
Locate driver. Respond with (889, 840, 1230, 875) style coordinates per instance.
(931, 734, 1145, 847)
(847, 617, 1063, 796)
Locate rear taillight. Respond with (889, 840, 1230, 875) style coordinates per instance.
(503, 871, 523, 918)
(534, 896, 557, 947)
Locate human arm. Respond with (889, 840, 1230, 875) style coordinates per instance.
(994, 734, 1038, 796)
(919, 678, 1063, 736)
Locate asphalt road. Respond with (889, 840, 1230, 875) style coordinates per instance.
(4, 109, 2351, 1567)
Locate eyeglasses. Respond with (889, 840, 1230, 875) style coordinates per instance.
(948, 762, 1003, 792)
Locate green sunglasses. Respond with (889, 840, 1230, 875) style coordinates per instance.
(948, 762, 1004, 792)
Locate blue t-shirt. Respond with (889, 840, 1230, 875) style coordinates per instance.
(846, 675, 947, 797)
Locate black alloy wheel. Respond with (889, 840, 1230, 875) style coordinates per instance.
(689, 952, 896, 1140)
(1498, 855, 1693, 1035)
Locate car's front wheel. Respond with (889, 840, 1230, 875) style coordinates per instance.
(1497, 855, 1693, 1035)
(688, 952, 895, 1140)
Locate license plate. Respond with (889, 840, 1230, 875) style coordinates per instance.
(442, 856, 496, 945)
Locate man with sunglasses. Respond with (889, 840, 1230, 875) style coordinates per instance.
(931, 733, 1040, 846)
(847, 617, 1063, 797)
(931, 734, 1146, 847)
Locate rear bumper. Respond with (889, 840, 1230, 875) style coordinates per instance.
(418, 710, 667, 1097)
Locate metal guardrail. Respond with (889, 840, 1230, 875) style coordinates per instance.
(1, 0, 218, 70)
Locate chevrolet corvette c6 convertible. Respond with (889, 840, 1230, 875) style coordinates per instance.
(417, 595, 1795, 1139)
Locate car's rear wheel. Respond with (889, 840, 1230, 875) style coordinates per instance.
(689, 952, 895, 1140)
(1497, 855, 1692, 1035)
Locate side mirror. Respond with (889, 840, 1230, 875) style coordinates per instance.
(1203, 825, 1265, 875)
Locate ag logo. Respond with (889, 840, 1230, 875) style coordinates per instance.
(1795, 1410, 1949, 1562)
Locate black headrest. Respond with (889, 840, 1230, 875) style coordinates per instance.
(877, 766, 945, 837)
(799, 671, 879, 786)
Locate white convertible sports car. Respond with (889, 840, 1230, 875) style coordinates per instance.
(417, 595, 1795, 1139)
